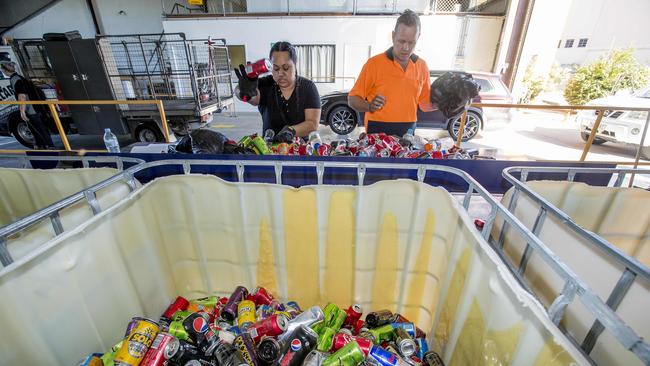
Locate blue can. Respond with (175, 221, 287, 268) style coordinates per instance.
(369, 345, 399, 366)
(256, 304, 274, 320)
(391, 323, 416, 338)
(228, 325, 242, 335)
(415, 338, 429, 359)
(287, 301, 302, 312)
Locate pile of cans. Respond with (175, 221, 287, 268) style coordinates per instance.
(236, 131, 471, 160)
(79, 285, 445, 366)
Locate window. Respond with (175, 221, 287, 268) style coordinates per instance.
(564, 39, 574, 48)
(578, 38, 588, 48)
(227, 45, 246, 69)
(475, 78, 494, 92)
(294, 45, 335, 83)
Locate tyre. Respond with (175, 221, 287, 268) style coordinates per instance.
(328, 105, 358, 135)
(135, 123, 164, 143)
(580, 132, 606, 145)
(9, 118, 35, 148)
(447, 111, 482, 142)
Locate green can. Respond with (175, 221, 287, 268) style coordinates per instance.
(238, 135, 253, 147)
(322, 340, 365, 366)
(369, 324, 395, 344)
(171, 310, 193, 322)
(317, 326, 336, 352)
(251, 136, 271, 155)
(323, 303, 347, 331)
(168, 320, 189, 341)
(100, 341, 122, 366)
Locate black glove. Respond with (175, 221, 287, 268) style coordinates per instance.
(234, 64, 259, 102)
(275, 125, 296, 143)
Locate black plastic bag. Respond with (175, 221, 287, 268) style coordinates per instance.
(430, 72, 481, 118)
(173, 129, 227, 154)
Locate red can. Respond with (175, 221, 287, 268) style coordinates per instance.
(344, 304, 363, 328)
(474, 219, 485, 230)
(252, 286, 275, 306)
(375, 144, 391, 158)
(353, 319, 364, 335)
(317, 144, 331, 156)
(140, 332, 180, 366)
(245, 58, 272, 78)
(330, 333, 372, 357)
(162, 296, 189, 320)
(430, 150, 443, 159)
(247, 314, 289, 343)
(298, 144, 314, 156)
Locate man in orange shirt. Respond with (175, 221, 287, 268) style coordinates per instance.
(348, 9, 434, 136)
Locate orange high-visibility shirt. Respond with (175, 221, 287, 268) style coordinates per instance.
(349, 48, 431, 126)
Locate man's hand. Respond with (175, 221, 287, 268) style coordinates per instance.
(275, 125, 296, 143)
(234, 64, 259, 102)
(20, 111, 29, 122)
(369, 94, 386, 112)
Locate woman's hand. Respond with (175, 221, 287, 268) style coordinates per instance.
(234, 64, 259, 102)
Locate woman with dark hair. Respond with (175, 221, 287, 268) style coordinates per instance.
(234, 41, 321, 142)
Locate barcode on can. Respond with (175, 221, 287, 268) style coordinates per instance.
(151, 333, 165, 349)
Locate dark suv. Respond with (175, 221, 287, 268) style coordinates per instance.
(319, 70, 512, 141)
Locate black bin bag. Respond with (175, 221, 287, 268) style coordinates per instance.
(429, 72, 481, 118)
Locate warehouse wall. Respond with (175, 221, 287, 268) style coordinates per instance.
(163, 15, 504, 112)
(93, 0, 164, 35)
(4, 0, 96, 39)
(4, 0, 163, 39)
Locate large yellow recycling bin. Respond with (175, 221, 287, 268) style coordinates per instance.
(0, 167, 136, 261)
(0, 175, 587, 365)
(496, 180, 650, 366)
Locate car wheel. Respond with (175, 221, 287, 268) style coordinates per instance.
(328, 106, 357, 135)
(135, 123, 164, 143)
(447, 111, 482, 142)
(580, 132, 606, 145)
(10, 119, 35, 148)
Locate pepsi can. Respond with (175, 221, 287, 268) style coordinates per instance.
(277, 325, 318, 366)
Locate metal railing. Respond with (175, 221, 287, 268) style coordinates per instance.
(0, 154, 145, 266)
(0, 99, 172, 150)
(500, 166, 650, 359)
(0, 158, 647, 363)
(456, 103, 650, 169)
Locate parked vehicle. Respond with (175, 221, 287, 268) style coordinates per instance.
(0, 41, 75, 147)
(577, 88, 650, 159)
(319, 70, 513, 141)
(2, 33, 235, 148)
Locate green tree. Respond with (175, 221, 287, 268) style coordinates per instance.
(564, 49, 649, 105)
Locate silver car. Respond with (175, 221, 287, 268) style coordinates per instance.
(577, 88, 650, 159)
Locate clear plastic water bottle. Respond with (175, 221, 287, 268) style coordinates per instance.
(103, 128, 120, 153)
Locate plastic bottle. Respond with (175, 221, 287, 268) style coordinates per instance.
(103, 128, 120, 153)
(308, 131, 322, 150)
(401, 128, 415, 149)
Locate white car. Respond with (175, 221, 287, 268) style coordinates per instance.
(577, 88, 650, 159)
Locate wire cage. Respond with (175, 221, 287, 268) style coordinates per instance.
(96, 33, 234, 114)
(11, 39, 55, 82)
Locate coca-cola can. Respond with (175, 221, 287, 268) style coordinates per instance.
(344, 305, 363, 329)
(248, 314, 289, 343)
(140, 332, 179, 366)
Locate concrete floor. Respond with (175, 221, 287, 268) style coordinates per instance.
(1, 110, 648, 164)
